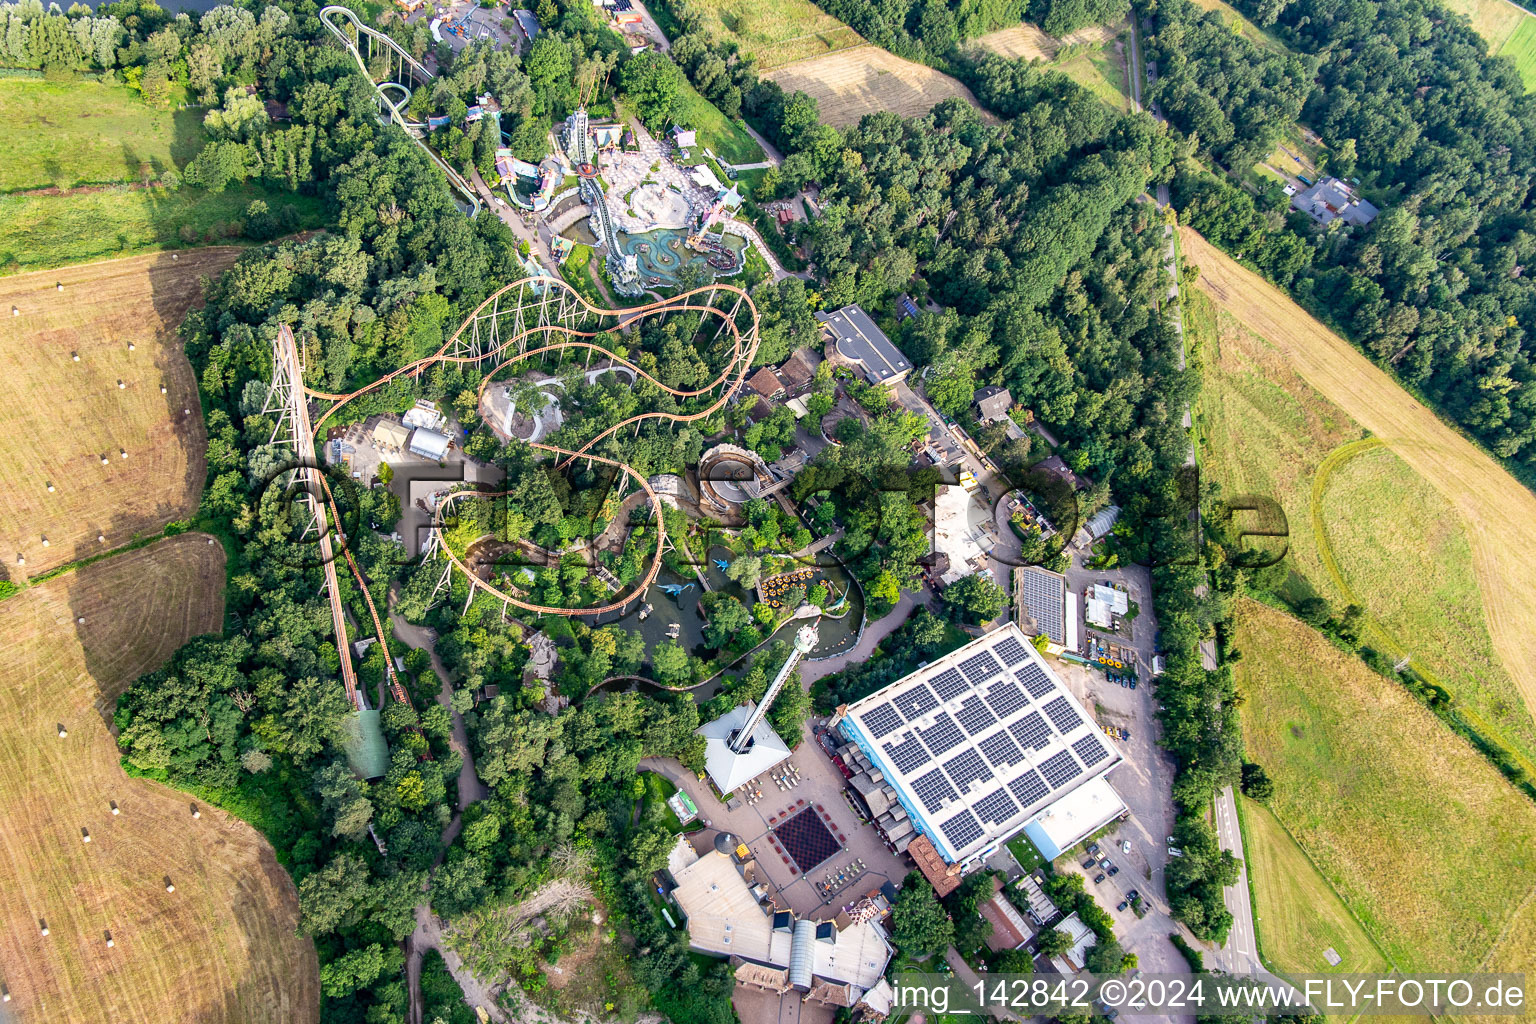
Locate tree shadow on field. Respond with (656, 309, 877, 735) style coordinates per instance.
(65, 248, 230, 723)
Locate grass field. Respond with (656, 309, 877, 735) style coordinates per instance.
(0, 534, 318, 1022)
(0, 79, 204, 193)
(1237, 795, 1392, 974)
(669, 79, 765, 164)
(1184, 226, 1536, 745)
(1194, 277, 1536, 769)
(1498, 13, 1536, 89)
(0, 185, 325, 277)
(1235, 599, 1536, 975)
(0, 249, 242, 580)
(653, 0, 862, 69)
(765, 45, 996, 128)
(971, 22, 1130, 109)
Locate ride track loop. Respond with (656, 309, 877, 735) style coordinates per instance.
(303, 275, 762, 618)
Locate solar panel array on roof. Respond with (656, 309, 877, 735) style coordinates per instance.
(1039, 750, 1083, 789)
(1016, 568, 1067, 645)
(930, 667, 969, 702)
(1073, 734, 1110, 767)
(912, 768, 958, 813)
(861, 703, 903, 739)
(940, 809, 984, 850)
(993, 636, 1029, 666)
(974, 788, 1020, 825)
(944, 748, 993, 791)
(883, 735, 930, 774)
(1018, 664, 1054, 699)
(955, 695, 997, 735)
(983, 679, 1027, 719)
(959, 651, 1001, 683)
(1009, 711, 1051, 750)
(979, 730, 1025, 768)
(918, 713, 966, 756)
(893, 683, 939, 722)
(1008, 769, 1049, 809)
(1042, 696, 1083, 734)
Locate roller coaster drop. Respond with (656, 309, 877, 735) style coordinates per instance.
(265, 275, 761, 703)
(318, 5, 483, 217)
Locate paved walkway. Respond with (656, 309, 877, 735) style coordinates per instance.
(799, 585, 933, 686)
(390, 592, 490, 1024)
(1212, 785, 1262, 974)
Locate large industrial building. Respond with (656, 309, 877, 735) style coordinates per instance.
(837, 624, 1125, 868)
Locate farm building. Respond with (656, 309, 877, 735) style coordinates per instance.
(667, 839, 893, 1009)
(409, 428, 451, 461)
(817, 304, 911, 385)
(836, 624, 1125, 870)
(1291, 176, 1378, 227)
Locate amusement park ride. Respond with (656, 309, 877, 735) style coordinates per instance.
(563, 75, 645, 297)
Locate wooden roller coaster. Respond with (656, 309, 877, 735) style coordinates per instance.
(268, 273, 760, 708)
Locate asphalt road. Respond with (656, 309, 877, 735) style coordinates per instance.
(1213, 786, 1263, 973)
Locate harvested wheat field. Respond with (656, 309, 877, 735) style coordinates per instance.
(1184, 227, 1536, 727)
(766, 45, 996, 128)
(0, 248, 240, 580)
(0, 534, 317, 1023)
(971, 21, 1115, 61)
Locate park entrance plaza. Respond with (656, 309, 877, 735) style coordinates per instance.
(643, 718, 909, 920)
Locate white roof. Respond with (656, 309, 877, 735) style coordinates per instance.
(934, 484, 988, 586)
(1051, 912, 1098, 972)
(785, 396, 809, 419)
(1025, 775, 1126, 856)
(671, 849, 777, 962)
(372, 420, 410, 447)
(1089, 584, 1128, 615)
(839, 623, 1122, 864)
(690, 163, 724, 192)
(409, 428, 451, 459)
(697, 702, 792, 794)
(671, 849, 892, 989)
(1085, 597, 1113, 629)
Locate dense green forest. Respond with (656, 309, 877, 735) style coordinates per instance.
(1145, 0, 1536, 476)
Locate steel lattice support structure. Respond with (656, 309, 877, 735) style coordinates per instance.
(263, 325, 364, 710)
(318, 5, 482, 217)
(303, 275, 761, 619)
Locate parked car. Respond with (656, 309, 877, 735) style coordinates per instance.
(1099, 856, 1111, 869)
(1117, 900, 1129, 911)
(1107, 865, 1120, 876)
(1166, 835, 1177, 845)
(1120, 839, 1132, 853)
(1119, 728, 1130, 740)
(1094, 872, 1106, 884)
(1087, 842, 1100, 855)
(1127, 889, 1141, 902)
(1082, 857, 1096, 869)
(1129, 680, 1137, 690)
(1168, 847, 1183, 858)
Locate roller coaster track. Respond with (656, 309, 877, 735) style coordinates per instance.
(318, 5, 482, 217)
(299, 275, 760, 618)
